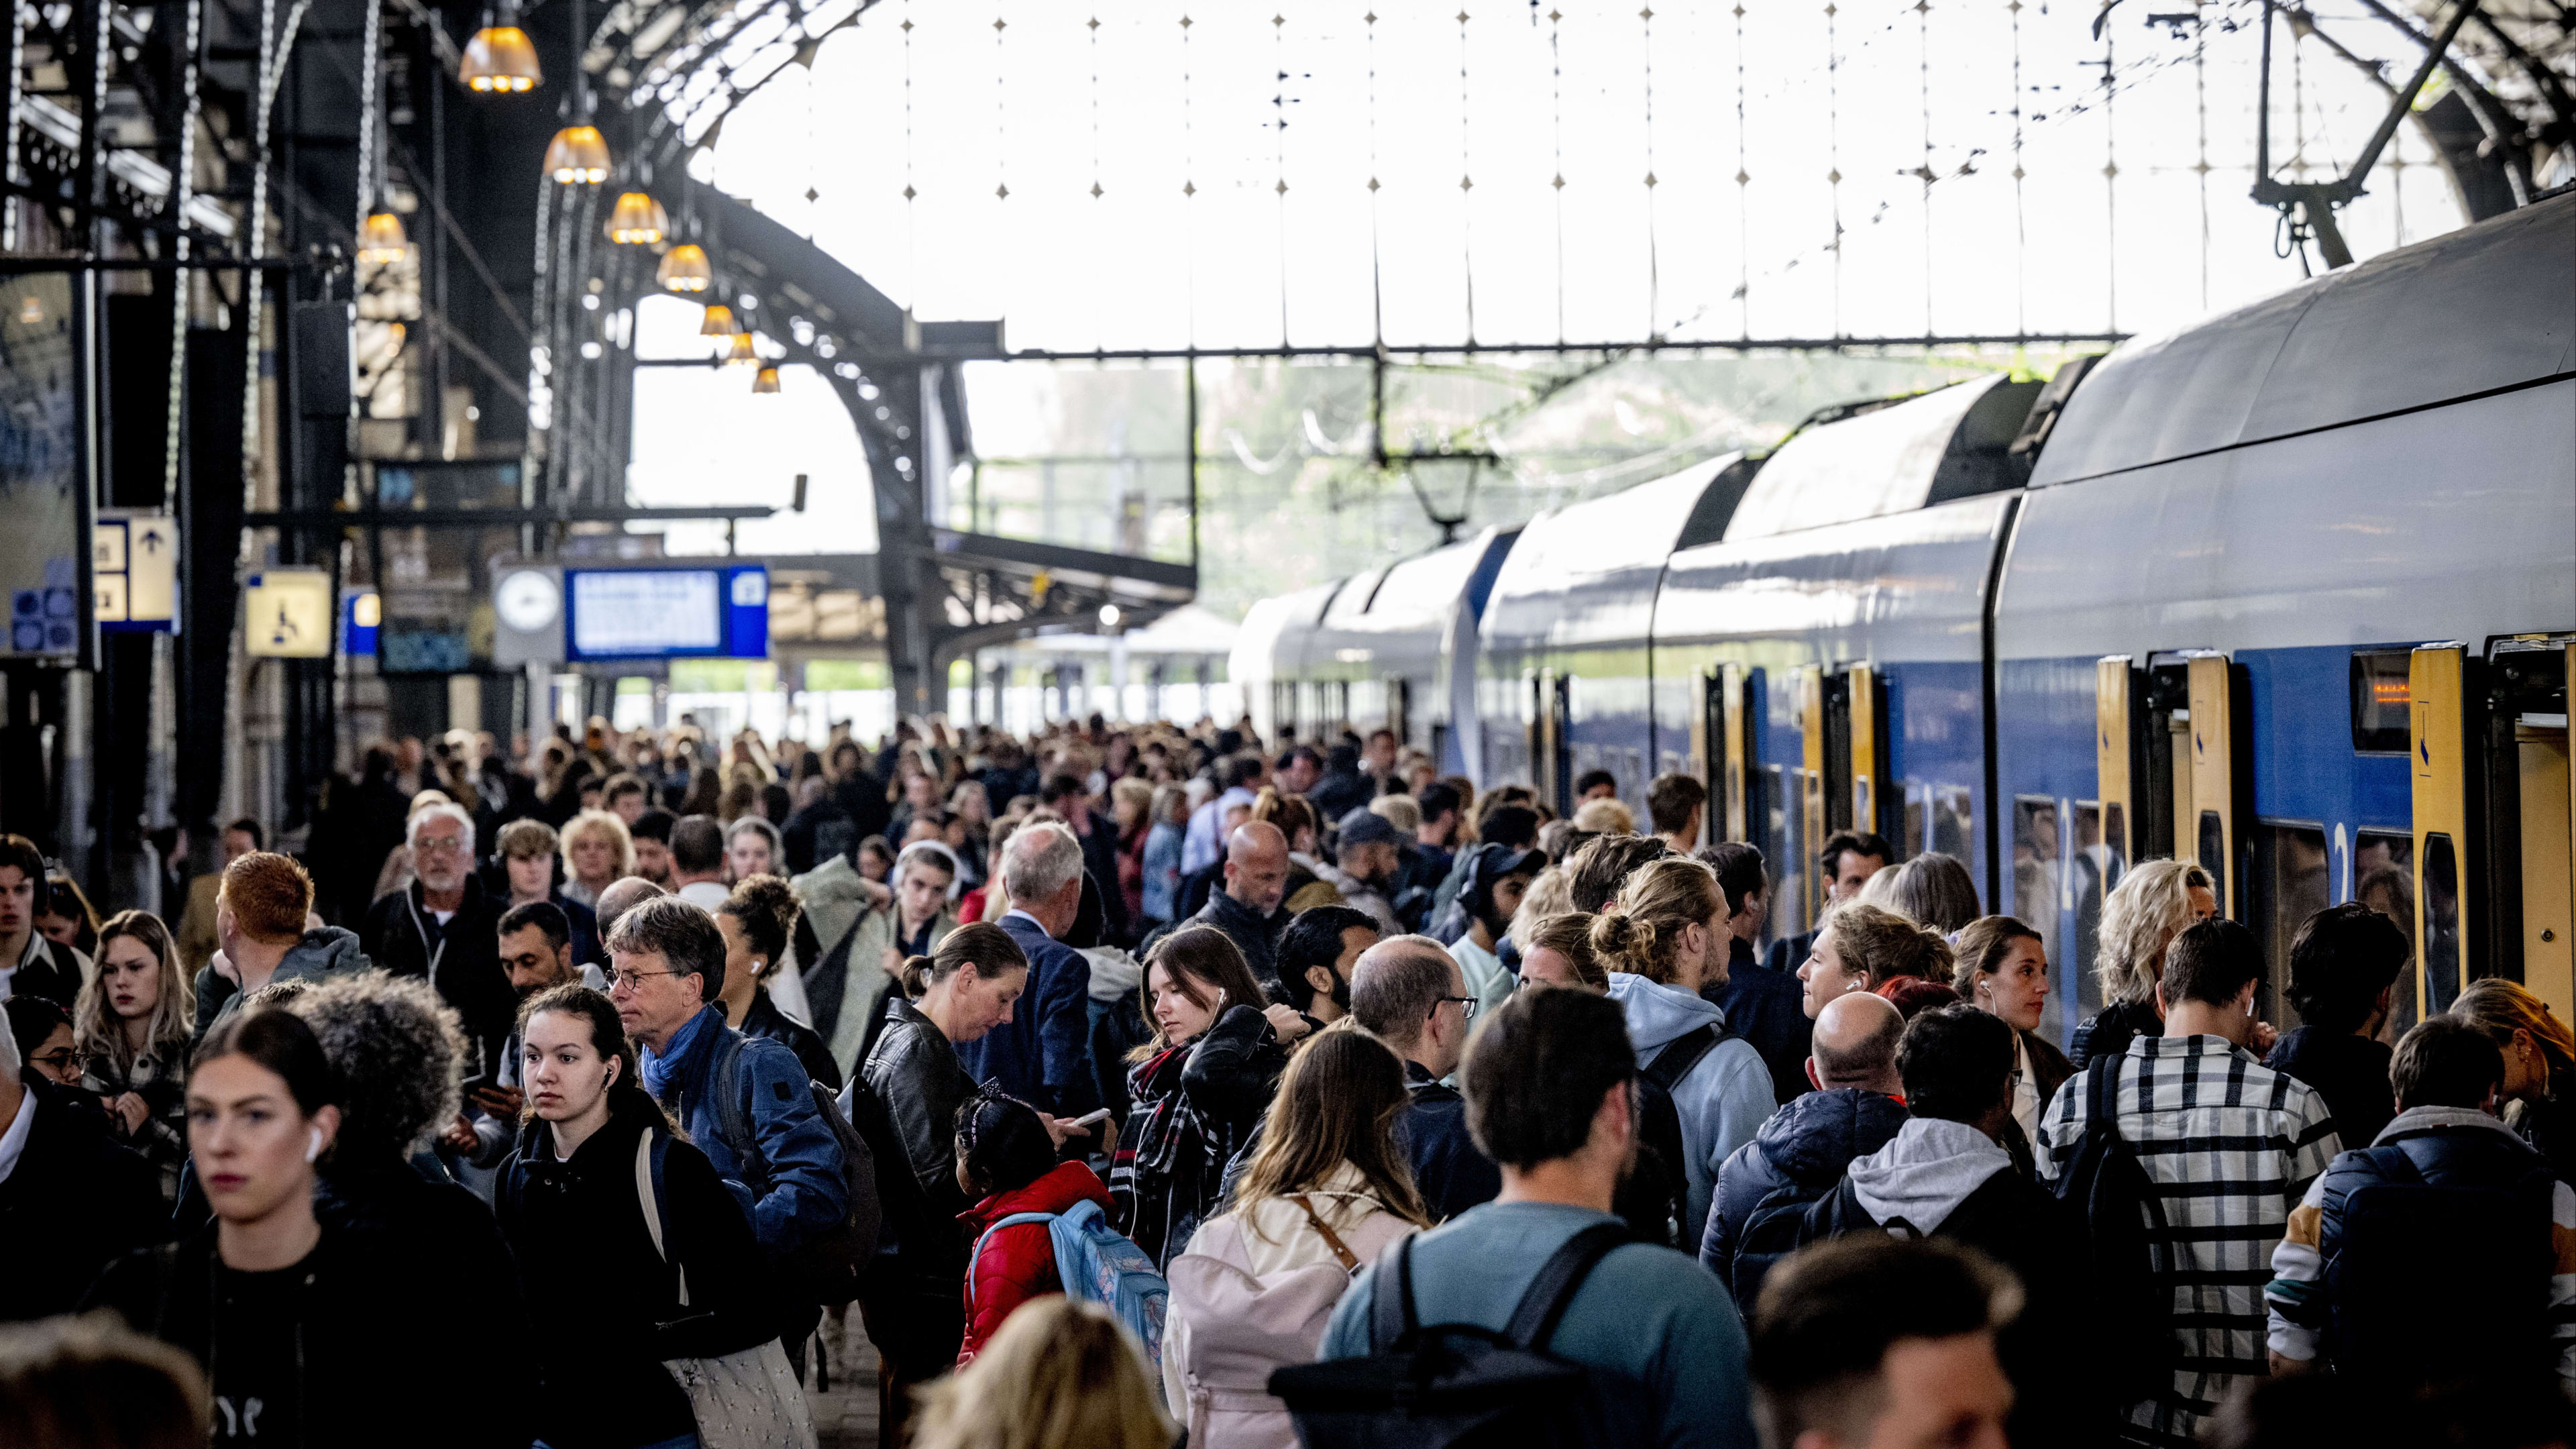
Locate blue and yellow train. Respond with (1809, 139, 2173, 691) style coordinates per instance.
(1232, 191, 2576, 1044)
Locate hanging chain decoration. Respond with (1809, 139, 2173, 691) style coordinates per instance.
(1640, 2, 1660, 340)
(1087, 11, 1102, 345)
(354, 0, 383, 236)
(1915, 0, 1933, 337)
(2009, 0, 2026, 335)
(1546, 2, 1565, 345)
(2103, 23, 2119, 327)
(1733, 0, 1749, 336)
(1273, 9, 1290, 348)
(1179, 7, 1195, 349)
(162, 0, 205, 510)
(1365, 7, 1383, 347)
(902, 0, 916, 304)
(993, 4, 1008, 201)
(242, 0, 317, 515)
(1456, 5, 1474, 345)
(2192, 0, 2211, 311)
(2, 5, 25, 252)
(1825, 0, 1843, 337)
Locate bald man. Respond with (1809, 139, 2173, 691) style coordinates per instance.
(594, 875, 666, 939)
(1177, 820, 1291, 986)
(1698, 991, 1911, 1295)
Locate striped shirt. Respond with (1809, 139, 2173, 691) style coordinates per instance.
(2037, 1034, 2341, 1448)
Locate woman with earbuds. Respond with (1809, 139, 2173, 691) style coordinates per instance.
(495, 983, 782, 1449)
(1952, 916, 2073, 1146)
(86, 1008, 398, 1445)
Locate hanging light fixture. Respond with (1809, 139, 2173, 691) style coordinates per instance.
(726, 331, 758, 364)
(751, 366, 782, 394)
(356, 211, 409, 264)
(657, 243, 712, 292)
(459, 21, 541, 93)
(698, 303, 737, 337)
(603, 192, 668, 244)
(543, 125, 610, 184)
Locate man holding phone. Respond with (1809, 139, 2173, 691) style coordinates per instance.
(443, 901, 602, 1179)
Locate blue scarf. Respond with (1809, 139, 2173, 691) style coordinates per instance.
(639, 1004, 719, 1101)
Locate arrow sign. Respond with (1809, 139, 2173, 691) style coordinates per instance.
(95, 509, 177, 634)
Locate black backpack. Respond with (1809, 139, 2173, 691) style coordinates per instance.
(1269, 1223, 1656, 1449)
(2047, 1061, 2176, 1405)
(1614, 1025, 1721, 1248)
(711, 1034, 881, 1306)
(2320, 1140, 2558, 1386)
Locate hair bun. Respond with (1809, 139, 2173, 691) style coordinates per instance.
(900, 954, 935, 999)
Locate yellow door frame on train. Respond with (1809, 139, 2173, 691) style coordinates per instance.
(1799, 669, 1828, 918)
(1848, 663, 1882, 843)
(2410, 643, 2473, 1021)
(2184, 652, 2239, 918)
(2516, 647, 2575, 1020)
(2096, 656, 2134, 865)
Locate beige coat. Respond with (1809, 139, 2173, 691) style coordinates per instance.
(1161, 1166, 1418, 1449)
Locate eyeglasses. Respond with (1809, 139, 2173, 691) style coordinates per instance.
(606, 967, 687, 993)
(1438, 996, 1479, 1022)
(414, 837, 467, 857)
(31, 1049, 93, 1076)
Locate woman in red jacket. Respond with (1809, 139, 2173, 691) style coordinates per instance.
(955, 1088, 1115, 1364)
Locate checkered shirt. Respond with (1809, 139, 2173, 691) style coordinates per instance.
(2037, 1033, 2341, 1448)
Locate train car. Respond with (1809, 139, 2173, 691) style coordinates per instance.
(1992, 191, 2576, 1046)
(1476, 456, 1760, 810)
(1229, 526, 1519, 773)
(1649, 372, 2055, 941)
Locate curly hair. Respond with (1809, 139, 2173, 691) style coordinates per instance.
(285, 971, 466, 1161)
(719, 873, 802, 971)
(1823, 902, 1954, 988)
(2094, 859, 2214, 1008)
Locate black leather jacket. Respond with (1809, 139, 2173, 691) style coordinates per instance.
(863, 995, 973, 1222)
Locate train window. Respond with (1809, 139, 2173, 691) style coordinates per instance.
(2013, 796, 2063, 981)
(1771, 765, 1803, 941)
(2423, 833, 2463, 1015)
(2252, 821, 2331, 1028)
(2349, 651, 2412, 754)
(2069, 802, 2115, 1012)
(2353, 832, 2416, 1036)
(1932, 786, 1973, 864)
(1902, 784, 1927, 860)
(2197, 811, 2227, 900)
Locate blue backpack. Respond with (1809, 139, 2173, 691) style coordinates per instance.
(971, 1198, 1171, 1385)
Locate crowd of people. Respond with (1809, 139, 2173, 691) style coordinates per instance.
(1, 713, 2572, 1449)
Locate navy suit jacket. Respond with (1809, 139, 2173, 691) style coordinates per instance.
(957, 912, 1101, 1116)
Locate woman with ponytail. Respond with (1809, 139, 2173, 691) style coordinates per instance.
(493, 983, 784, 1449)
(858, 922, 1030, 1440)
(1592, 857, 1779, 1251)
(716, 873, 839, 1090)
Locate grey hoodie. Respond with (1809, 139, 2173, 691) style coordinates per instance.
(1607, 972, 1779, 1250)
(1847, 1117, 2015, 1236)
(193, 926, 376, 1036)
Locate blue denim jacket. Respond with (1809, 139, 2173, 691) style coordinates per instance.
(1140, 821, 1185, 924)
(647, 1004, 849, 1258)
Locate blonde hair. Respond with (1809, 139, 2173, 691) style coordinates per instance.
(495, 818, 559, 861)
(559, 809, 636, 881)
(1371, 794, 1423, 835)
(2094, 860, 2215, 1007)
(1587, 857, 1723, 985)
(1507, 865, 1575, 955)
(2453, 978, 2576, 1091)
(1823, 902, 1954, 987)
(911, 1297, 1173, 1449)
(76, 912, 193, 1077)
(1570, 797, 1635, 836)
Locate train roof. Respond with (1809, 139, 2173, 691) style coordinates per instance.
(2029, 190, 2576, 488)
(1723, 372, 2043, 541)
(1483, 453, 1754, 652)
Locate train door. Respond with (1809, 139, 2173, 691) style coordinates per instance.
(1530, 670, 1572, 811)
(1689, 663, 1752, 844)
(2416, 638, 2576, 1023)
(1799, 668, 1830, 881)
(1847, 664, 1894, 853)
(2095, 651, 2249, 918)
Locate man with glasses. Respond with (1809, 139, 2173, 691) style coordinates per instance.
(608, 896, 849, 1364)
(362, 803, 513, 1078)
(1351, 934, 1501, 1222)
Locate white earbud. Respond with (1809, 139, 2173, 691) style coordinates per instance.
(305, 1126, 324, 1163)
